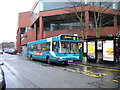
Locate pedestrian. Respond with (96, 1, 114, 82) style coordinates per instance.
(116, 47, 120, 63)
(79, 47, 83, 61)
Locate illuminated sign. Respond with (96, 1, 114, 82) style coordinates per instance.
(61, 35, 77, 40)
(103, 40, 114, 61)
(87, 42, 95, 59)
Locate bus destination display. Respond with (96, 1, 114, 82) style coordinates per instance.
(61, 35, 77, 40)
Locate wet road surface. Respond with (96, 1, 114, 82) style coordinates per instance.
(0, 53, 120, 88)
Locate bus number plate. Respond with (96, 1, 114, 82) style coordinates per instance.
(68, 60, 73, 62)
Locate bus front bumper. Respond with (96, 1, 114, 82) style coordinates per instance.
(57, 56, 80, 62)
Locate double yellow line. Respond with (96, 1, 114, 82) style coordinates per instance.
(78, 64, 120, 72)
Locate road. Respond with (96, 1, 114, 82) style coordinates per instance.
(0, 53, 120, 88)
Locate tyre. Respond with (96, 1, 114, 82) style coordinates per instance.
(46, 56, 50, 64)
(29, 55, 33, 60)
(64, 61, 68, 65)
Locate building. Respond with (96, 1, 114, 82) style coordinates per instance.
(2, 42, 15, 50)
(16, 0, 120, 53)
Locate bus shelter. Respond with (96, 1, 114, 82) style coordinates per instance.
(83, 36, 120, 63)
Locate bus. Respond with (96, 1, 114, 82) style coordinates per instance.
(27, 34, 80, 64)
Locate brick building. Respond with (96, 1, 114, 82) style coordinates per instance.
(16, 0, 120, 53)
(2, 42, 15, 50)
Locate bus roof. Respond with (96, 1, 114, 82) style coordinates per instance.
(27, 34, 78, 45)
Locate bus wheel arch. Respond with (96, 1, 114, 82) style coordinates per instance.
(29, 55, 33, 60)
(46, 56, 50, 64)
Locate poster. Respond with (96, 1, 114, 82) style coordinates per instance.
(34, 51, 42, 56)
(103, 40, 114, 61)
(87, 42, 95, 59)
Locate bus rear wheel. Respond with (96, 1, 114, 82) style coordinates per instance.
(46, 57, 50, 64)
(29, 55, 33, 60)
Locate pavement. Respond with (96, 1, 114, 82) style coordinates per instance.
(80, 56, 120, 70)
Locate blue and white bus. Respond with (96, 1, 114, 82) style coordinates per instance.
(27, 34, 80, 64)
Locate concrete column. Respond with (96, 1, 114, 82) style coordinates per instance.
(34, 23, 37, 40)
(39, 16, 44, 39)
(85, 11, 90, 38)
(114, 15, 117, 27)
(17, 28, 21, 53)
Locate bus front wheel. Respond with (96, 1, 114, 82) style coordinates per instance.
(64, 61, 68, 65)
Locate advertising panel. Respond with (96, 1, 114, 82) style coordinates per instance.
(34, 51, 42, 56)
(103, 40, 114, 61)
(87, 42, 95, 59)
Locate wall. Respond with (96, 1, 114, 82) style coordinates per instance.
(44, 29, 82, 38)
(18, 11, 31, 28)
(21, 29, 35, 45)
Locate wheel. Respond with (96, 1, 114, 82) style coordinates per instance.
(29, 55, 33, 60)
(64, 61, 68, 65)
(46, 57, 50, 64)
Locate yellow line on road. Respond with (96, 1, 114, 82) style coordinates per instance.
(53, 66, 60, 68)
(113, 80, 119, 83)
(65, 69, 76, 72)
(77, 64, 120, 72)
(96, 67, 120, 71)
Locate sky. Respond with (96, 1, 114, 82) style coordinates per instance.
(0, 0, 36, 43)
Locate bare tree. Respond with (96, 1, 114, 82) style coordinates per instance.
(65, 1, 91, 39)
(91, 1, 120, 37)
(65, 1, 119, 38)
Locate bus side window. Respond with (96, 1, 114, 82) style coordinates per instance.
(30, 45, 34, 51)
(41, 43, 47, 51)
(41, 43, 50, 51)
(33, 44, 38, 51)
(38, 43, 42, 50)
(46, 42, 50, 51)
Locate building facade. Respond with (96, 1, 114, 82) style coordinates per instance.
(16, 0, 120, 53)
(2, 42, 15, 50)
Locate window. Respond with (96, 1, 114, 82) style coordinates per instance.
(29, 45, 34, 51)
(52, 41, 58, 52)
(59, 41, 79, 54)
(33, 44, 38, 50)
(41, 42, 50, 51)
(38, 43, 42, 50)
(44, 22, 81, 31)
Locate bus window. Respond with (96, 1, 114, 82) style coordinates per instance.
(33, 44, 38, 51)
(59, 42, 68, 53)
(52, 41, 58, 52)
(46, 42, 50, 51)
(71, 43, 79, 53)
(59, 41, 79, 54)
(41, 42, 50, 51)
(38, 43, 42, 50)
(30, 45, 34, 51)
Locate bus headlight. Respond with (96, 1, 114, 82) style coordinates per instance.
(77, 56, 79, 59)
(58, 57, 63, 59)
